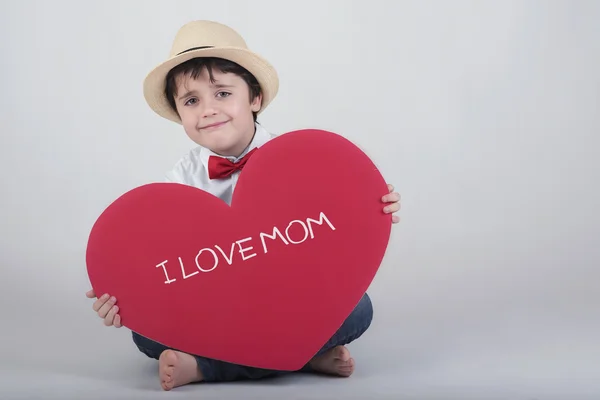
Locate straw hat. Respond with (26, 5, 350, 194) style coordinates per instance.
(143, 20, 279, 124)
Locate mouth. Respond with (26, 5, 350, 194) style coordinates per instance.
(199, 120, 229, 130)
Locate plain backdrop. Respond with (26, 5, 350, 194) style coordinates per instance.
(1, 1, 599, 399)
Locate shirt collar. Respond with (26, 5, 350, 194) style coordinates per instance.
(199, 122, 272, 172)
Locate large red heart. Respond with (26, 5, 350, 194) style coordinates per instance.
(86, 129, 391, 370)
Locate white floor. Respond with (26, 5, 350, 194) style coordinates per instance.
(3, 302, 599, 400)
(3, 360, 599, 400)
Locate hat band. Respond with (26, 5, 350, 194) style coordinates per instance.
(176, 46, 214, 56)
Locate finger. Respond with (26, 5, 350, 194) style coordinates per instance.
(387, 184, 394, 193)
(85, 289, 96, 298)
(114, 314, 122, 328)
(382, 192, 400, 203)
(92, 293, 110, 312)
(97, 296, 117, 318)
(104, 305, 119, 326)
(384, 203, 400, 214)
(392, 215, 400, 224)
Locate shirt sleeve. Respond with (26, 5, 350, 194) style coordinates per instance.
(164, 165, 185, 184)
(163, 150, 198, 185)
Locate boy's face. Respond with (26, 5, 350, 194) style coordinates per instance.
(173, 68, 262, 157)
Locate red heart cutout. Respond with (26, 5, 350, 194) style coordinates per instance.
(86, 129, 391, 370)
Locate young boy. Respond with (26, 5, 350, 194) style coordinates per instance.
(85, 20, 401, 391)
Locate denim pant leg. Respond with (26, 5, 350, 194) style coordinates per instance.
(300, 292, 374, 371)
(131, 292, 373, 381)
(317, 292, 374, 354)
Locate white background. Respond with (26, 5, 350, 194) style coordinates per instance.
(1, 1, 599, 399)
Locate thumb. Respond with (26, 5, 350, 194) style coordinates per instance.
(85, 289, 96, 298)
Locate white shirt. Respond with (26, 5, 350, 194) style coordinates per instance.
(164, 123, 277, 205)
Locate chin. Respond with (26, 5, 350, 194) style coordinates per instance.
(207, 142, 235, 155)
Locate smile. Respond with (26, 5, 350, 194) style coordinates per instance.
(200, 121, 229, 130)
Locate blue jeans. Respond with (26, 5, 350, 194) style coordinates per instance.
(132, 293, 373, 382)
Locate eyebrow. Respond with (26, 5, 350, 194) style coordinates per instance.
(178, 84, 235, 100)
(178, 90, 196, 100)
(213, 83, 235, 89)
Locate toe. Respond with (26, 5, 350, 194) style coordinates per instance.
(163, 365, 173, 379)
(338, 357, 355, 374)
(342, 349, 351, 361)
(335, 346, 351, 361)
(162, 372, 174, 390)
(159, 350, 178, 391)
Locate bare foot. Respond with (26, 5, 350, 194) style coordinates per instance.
(308, 345, 355, 377)
(158, 349, 203, 391)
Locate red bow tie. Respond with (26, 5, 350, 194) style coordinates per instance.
(208, 147, 258, 180)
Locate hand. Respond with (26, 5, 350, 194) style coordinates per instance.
(86, 289, 122, 328)
(382, 184, 401, 224)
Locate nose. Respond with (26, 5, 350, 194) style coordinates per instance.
(199, 97, 218, 118)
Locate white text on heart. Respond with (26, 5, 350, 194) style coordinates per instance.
(155, 211, 336, 284)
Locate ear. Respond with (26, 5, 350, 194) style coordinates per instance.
(250, 93, 262, 112)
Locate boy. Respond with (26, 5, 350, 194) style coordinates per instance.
(85, 20, 401, 391)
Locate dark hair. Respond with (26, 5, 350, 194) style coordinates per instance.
(165, 57, 262, 121)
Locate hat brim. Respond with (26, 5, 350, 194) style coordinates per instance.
(143, 47, 279, 124)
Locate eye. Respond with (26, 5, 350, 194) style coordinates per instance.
(216, 91, 231, 98)
(184, 97, 198, 106)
